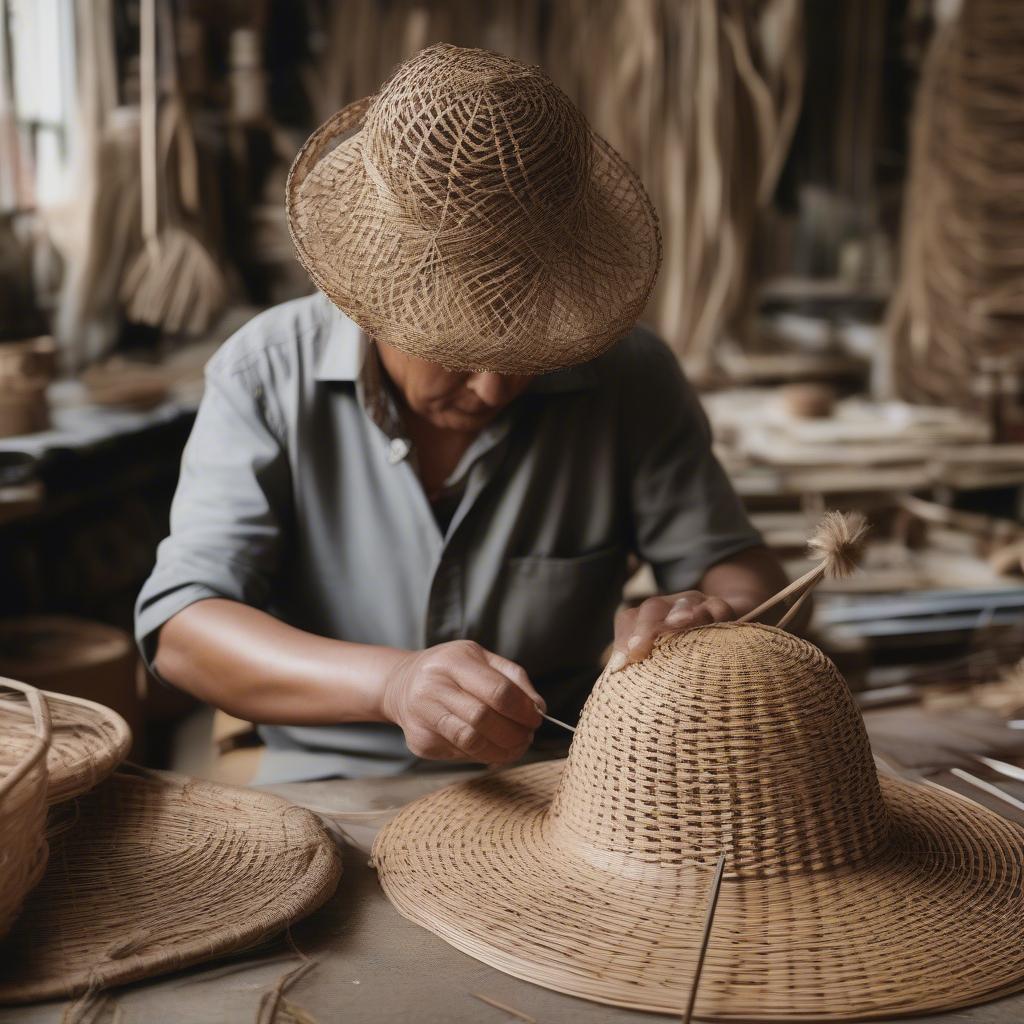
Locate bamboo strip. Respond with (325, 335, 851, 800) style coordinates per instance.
(681, 851, 727, 1024)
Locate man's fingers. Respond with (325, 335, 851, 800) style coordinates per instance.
(609, 592, 735, 673)
(432, 708, 526, 764)
(454, 657, 542, 727)
(434, 687, 534, 752)
(612, 606, 639, 661)
(635, 595, 676, 626)
(481, 650, 546, 713)
(704, 596, 737, 623)
(403, 724, 469, 762)
(610, 597, 672, 671)
(664, 591, 705, 627)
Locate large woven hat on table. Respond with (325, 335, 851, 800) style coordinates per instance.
(0, 685, 130, 804)
(0, 768, 341, 1004)
(287, 43, 661, 374)
(374, 623, 1024, 1020)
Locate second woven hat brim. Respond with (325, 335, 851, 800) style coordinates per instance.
(0, 689, 131, 805)
(0, 769, 341, 1005)
(286, 97, 661, 375)
(373, 761, 1024, 1021)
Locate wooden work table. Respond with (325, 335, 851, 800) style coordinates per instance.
(4, 709, 1024, 1024)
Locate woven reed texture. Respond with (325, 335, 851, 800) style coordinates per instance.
(0, 680, 50, 940)
(0, 770, 342, 1004)
(0, 689, 130, 805)
(288, 43, 661, 374)
(888, 1, 1024, 408)
(374, 623, 1024, 1020)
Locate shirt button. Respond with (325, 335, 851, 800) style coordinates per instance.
(387, 437, 411, 464)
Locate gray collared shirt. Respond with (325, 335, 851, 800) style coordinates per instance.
(135, 293, 761, 783)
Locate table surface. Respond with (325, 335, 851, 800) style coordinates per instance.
(4, 724, 1024, 1024)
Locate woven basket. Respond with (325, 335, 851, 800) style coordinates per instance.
(374, 623, 1024, 1020)
(0, 679, 50, 939)
(0, 768, 341, 1004)
(0, 689, 131, 805)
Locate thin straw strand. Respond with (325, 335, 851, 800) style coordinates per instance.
(682, 852, 727, 1024)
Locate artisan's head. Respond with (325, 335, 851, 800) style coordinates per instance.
(288, 44, 661, 375)
(376, 341, 532, 432)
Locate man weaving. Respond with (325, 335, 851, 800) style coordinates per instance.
(135, 45, 788, 784)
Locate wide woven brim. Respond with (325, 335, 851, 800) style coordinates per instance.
(0, 770, 341, 1004)
(374, 761, 1024, 1021)
(0, 689, 131, 805)
(287, 99, 661, 374)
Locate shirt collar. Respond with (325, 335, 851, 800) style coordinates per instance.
(314, 296, 368, 382)
(314, 291, 600, 393)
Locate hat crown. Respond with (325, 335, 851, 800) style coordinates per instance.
(361, 44, 592, 237)
(548, 623, 891, 877)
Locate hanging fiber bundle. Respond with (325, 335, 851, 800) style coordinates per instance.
(888, 0, 1024, 409)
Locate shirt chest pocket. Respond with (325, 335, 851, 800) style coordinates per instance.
(495, 544, 627, 678)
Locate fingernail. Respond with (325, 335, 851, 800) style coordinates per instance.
(666, 608, 693, 626)
(607, 651, 627, 673)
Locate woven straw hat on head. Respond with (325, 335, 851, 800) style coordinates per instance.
(287, 44, 661, 373)
(374, 623, 1024, 1020)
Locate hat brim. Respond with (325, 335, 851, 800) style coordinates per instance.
(1, 689, 131, 805)
(374, 761, 1024, 1020)
(0, 770, 341, 1004)
(286, 98, 662, 374)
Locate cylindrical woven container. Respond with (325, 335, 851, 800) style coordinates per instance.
(0, 678, 51, 938)
(0, 689, 131, 805)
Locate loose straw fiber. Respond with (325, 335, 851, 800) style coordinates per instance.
(287, 44, 661, 375)
(0, 679, 50, 939)
(0, 689, 130, 805)
(374, 623, 1024, 1020)
(0, 770, 341, 1004)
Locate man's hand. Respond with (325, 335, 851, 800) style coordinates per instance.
(381, 640, 545, 763)
(609, 591, 738, 672)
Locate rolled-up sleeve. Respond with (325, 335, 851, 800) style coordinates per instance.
(134, 355, 292, 668)
(621, 329, 762, 593)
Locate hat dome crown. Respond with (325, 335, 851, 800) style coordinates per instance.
(361, 44, 591, 234)
(549, 623, 891, 877)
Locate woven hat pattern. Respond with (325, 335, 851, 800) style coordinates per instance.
(0, 770, 341, 1004)
(374, 623, 1024, 1019)
(0, 689, 131, 805)
(549, 625, 890, 877)
(288, 44, 661, 373)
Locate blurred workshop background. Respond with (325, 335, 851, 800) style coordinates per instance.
(1, 0, 1023, 770)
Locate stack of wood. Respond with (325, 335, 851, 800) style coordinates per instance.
(888, 0, 1024, 414)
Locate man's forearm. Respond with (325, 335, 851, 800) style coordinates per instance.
(154, 598, 407, 725)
